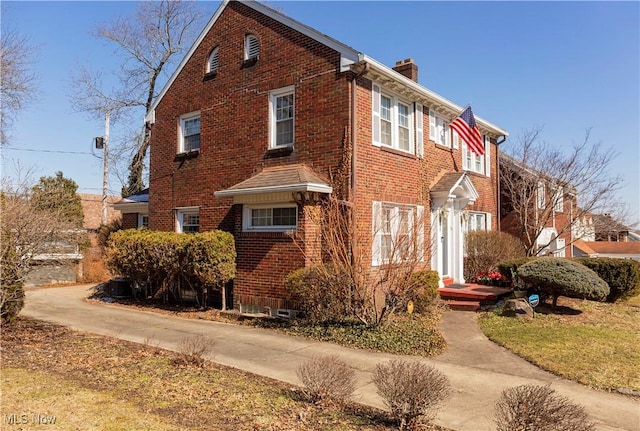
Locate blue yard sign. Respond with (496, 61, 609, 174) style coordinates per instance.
(528, 294, 540, 308)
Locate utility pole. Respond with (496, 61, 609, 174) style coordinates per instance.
(101, 111, 110, 226)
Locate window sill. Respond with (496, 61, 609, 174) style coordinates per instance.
(433, 142, 454, 151)
(203, 71, 218, 82)
(463, 168, 489, 177)
(264, 146, 293, 159)
(380, 146, 417, 159)
(174, 150, 200, 161)
(241, 56, 259, 68)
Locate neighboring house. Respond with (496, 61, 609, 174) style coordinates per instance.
(499, 154, 576, 257)
(139, 0, 508, 314)
(573, 239, 640, 261)
(113, 189, 149, 229)
(592, 213, 637, 242)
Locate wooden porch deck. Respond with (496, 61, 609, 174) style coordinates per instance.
(439, 284, 512, 311)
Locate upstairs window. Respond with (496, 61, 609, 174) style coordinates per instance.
(553, 185, 564, 212)
(179, 112, 200, 153)
(428, 109, 453, 148)
(372, 84, 415, 154)
(537, 181, 546, 209)
(463, 135, 490, 176)
(245, 34, 260, 60)
(270, 86, 295, 148)
(207, 47, 219, 74)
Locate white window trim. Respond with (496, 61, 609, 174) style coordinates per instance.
(137, 213, 149, 229)
(245, 34, 260, 60)
(207, 47, 219, 74)
(462, 135, 490, 176)
(176, 206, 200, 233)
(429, 109, 451, 148)
(269, 86, 295, 149)
(554, 237, 566, 257)
(537, 181, 546, 209)
(464, 211, 492, 232)
(243, 203, 298, 232)
(371, 83, 416, 155)
(372, 201, 424, 266)
(178, 111, 201, 153)
(553, 185, 564, 212)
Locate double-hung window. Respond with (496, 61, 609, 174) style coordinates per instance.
(270, 86, 295, 148)
(243, 204, 298, 232)
(553, 185, 564, 212)
(176, 207, 200, 233)
(372, 84, 415, 154)
(372, 202, 424, 266)
(537, 181, 546, 209)
(179, 112, 201, 153)
(465, 211, 491, 232)
(429, 110, 451, 147)
(463, 135, 490, 175)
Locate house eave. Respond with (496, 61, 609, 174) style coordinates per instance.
(357, 54, 509, 138)
(112, 202, 149, 213)
(215, 182, 332, 198)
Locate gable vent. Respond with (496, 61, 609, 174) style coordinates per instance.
(208, 47, 219, 73)
(245, 34, 260, 59)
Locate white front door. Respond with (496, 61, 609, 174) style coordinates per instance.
(440, 210, 450, 277)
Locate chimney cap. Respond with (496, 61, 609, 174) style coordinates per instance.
(395, 58, 414, 66)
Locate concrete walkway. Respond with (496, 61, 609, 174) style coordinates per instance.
(20, 285, 639, 431)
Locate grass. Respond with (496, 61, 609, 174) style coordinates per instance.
(478, 296, 640, 392)
(2, 318, 451, 431)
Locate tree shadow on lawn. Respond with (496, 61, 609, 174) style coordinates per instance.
(534, 301, 582, 316)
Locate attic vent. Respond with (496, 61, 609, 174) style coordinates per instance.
(207, 47, 219, 73)
(245, 34, 260, 60)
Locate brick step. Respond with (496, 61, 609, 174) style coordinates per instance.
(444, 299, 481, 311)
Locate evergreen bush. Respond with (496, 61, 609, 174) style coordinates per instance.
(517, 258, 609, 308)
(410, 270, 440, 312)
(575, 257, 640, 302)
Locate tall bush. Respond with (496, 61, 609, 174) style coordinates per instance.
(464, 231, 525, 281)
(575, 257, 640, 302)
(105, 229, 235, 306)
(517, 258, 609, 308)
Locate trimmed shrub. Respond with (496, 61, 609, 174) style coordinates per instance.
(517, 258, 609, 308)
(410, 270, 440, 313)
(372, 359, 450, 430)
(496, 257, 536, 284)
(296, 354, 356, 403)
(495, 385, 594, 431)
(464, 231, 525, 281)
(105, 229, 235, 305)
(284, 266, 351, 324)
(575, 257, 640, 302)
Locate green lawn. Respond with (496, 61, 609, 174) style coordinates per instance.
(478, 297, 640, 392)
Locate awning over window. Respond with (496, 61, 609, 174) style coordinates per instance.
(430, 172, 478, 207)
(214, 164, 332, 203)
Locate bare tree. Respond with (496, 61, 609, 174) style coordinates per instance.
(69, 0, 206, 196)
(293, 194, 428, 327)
(0, 13, 37, 146)
(500, 127, 625, 256)
(1, 170, 80, 321)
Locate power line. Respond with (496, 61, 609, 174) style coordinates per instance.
(2, 147, 95, 155)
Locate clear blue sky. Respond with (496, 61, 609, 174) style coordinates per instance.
(3, 1, 639, 222)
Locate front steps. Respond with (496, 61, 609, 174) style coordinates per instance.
(439, 284, 512, 311)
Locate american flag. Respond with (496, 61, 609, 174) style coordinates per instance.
(450, 106, 484, 156)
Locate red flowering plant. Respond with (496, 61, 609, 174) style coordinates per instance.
(471, 270, 509, 287)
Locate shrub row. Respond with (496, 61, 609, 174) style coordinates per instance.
(105, 229, 235, 305)
(575, 257, 640, 302)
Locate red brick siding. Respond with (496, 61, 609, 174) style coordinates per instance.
(121, 213, 139, 230)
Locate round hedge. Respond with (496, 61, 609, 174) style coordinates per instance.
(518, 257, 609, 306)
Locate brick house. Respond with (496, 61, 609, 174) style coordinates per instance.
(141, 0, 508, 314)
(499, 154, 576, 257)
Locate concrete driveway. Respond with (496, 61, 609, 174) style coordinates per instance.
(21, 285, 639, 431)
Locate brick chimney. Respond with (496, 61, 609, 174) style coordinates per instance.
(392, 58, 418, 82)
